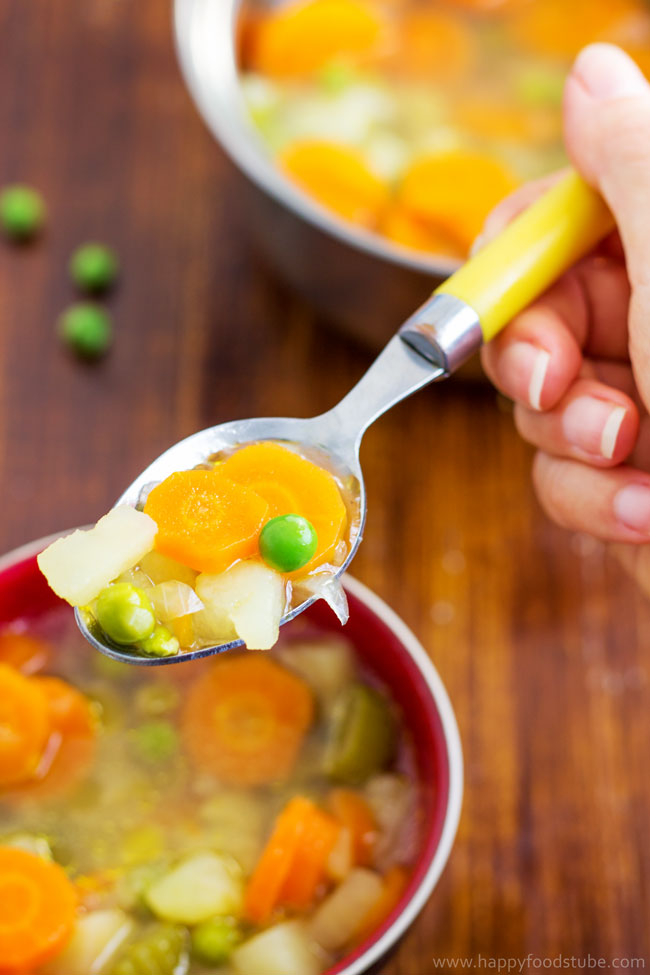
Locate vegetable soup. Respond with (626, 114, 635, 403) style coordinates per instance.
(0, 608, 422, 974)
(238, 0, 650, 258)
(38, 442, 359, 659)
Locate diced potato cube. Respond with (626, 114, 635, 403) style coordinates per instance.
(308, 868, 383, 952)
(196, 561, 285, 650)
(145, 852, 244, 925)
(277, 637, 354, 705)
(231, 921, 321, 975)
(42, 909, 134, 975)
(37, 507, 157, 607)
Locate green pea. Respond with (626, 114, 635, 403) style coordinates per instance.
(59, 303, 112, 359)
(0, 184, 45, 240)
(259, 513, 318, 573)
(192, 916, 242, 965)
(69, 242, 119, 293)
(138, 625, 180, 658)
(132, 720, 179, 763)
(96, 583, 156, 645)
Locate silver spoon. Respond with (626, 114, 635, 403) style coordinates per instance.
(77, 172, 613, 665)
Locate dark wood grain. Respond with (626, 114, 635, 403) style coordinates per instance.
(0, 1, 648, 969)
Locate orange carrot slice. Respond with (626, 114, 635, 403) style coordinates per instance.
(0, 631, 51, 675)
(20, 677, 96, 798)
(280, 141, 389, 229)
(399, 150, 517, 251)
(381, 204, 465, 258)
(219, 442, 347, 573)
(355, 865, 409, 943)
(249, 0, 385, 79)
(280, 805, 340, 907)
(244, 796, 314, 923)
(182, 654, 313, 786)
(509, 0, 645, 58)
(144, 470, 269, 574)
(391, 10, 474, 81)
(0, 847, 77, 971)
(0, 665, 50, 788)
(328, 789, 378, 867)
(247, 479, 301, 520)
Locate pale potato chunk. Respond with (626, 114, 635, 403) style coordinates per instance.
(277, 638, 354, 706)
(37, 507, 158, 607)
(308, 868, 384, 952)
(145, 852, 244, 925)
(232, 921, 321, 975)
(42, 909, 134, 975)
(196, 561, 285, 650)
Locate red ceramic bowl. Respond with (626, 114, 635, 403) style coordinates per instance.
(0, 532, 463, 975)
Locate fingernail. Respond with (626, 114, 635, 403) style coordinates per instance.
(562, 397, 626, 459)
(614, 484, 650, 534)
(500, 343, 550, 410)
(573, 43, 649, 100)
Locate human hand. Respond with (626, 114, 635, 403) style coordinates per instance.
(479, 44, 650, 592)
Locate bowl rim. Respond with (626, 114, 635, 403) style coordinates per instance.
(0, 531, 463, 975)
(173, 0, 462, 281)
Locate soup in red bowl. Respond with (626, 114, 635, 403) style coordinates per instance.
(0, 533, 462, 975)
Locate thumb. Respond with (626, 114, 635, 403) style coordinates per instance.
(564, 44, 650, 403)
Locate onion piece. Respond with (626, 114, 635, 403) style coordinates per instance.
(148, 581, 204, 622)
(299, 573, 349, 626)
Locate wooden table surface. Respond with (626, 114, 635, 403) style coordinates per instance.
(1, 2, 648, 969)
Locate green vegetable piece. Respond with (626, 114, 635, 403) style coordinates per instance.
(516, 65, 564, 107)
(135, 681, 180, 716)
(132, 720, 179, 763)
(192, 916, 242, 965)
(259, 514, 318, 573)
(0, 832, 52, 860)
(96, 583, 156, 645)
(324, 682, 396, 784)
(0, 184, 45, 240)
(138, 624, 180, 658)
(59, 303, 112, 359)
(318, 59, 356, 94)
(70, 242, 119, 293)
(112, 923, 188, 975)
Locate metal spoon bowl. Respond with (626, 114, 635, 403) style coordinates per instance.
(75, 308, 463, 665)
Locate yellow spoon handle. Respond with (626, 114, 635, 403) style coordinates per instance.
(399, 170, 614, 372)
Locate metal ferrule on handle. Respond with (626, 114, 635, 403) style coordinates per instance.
(399, 171, 615, 375)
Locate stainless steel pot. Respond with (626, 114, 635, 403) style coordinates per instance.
(173, 0, 462, 349)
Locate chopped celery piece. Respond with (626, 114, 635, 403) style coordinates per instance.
(318, 59, 357, 95)
(516, 65, 564, 107)
(145, 852, 244, 925)
(324, 683, 396, 784)
(0, 832, 52, 860)
(192, 916, 242, 965)
(231, 922, 320, 975)
(112, 924, 189, 975)
(132, 721, 179, 763)
(134, 681, 180, 717)
(43, 909, 134, 975)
